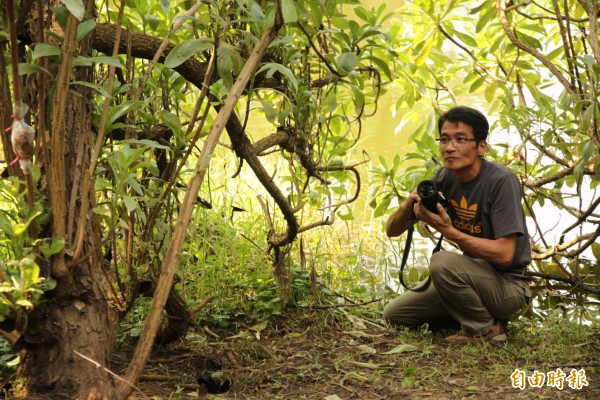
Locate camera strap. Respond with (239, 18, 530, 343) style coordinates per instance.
(399, 216, 444, 292)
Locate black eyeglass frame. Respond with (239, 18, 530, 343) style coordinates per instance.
(435, 137, 478, 146)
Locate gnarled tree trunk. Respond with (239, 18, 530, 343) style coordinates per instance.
(0, 1, 121, 397)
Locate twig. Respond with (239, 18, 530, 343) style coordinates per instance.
(309, 298, 382, 310)
(74, 350, 149, 399)
(118, 21, 282, 399)
(191, 296, 214, 314)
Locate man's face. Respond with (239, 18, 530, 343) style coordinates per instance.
(439, 121, 487, 178)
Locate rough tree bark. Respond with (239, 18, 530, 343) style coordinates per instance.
(0, 1, 121, 398)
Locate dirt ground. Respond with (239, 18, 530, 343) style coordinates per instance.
(120, 311, 600, 400)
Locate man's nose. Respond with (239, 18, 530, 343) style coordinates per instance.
(445, 140, 458, 150)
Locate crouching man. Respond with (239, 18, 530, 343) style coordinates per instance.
(383, 106, 531, 343)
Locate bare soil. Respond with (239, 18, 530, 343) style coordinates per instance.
(121, 311, 600, 400)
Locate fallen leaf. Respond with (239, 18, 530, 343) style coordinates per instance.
(356, 344, 377, 354)
(349, 361, 390, 370)
(381, 344, 418, 354)
(249, 321, 268, 332)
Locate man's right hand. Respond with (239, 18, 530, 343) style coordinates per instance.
(385, 190, 420, 237)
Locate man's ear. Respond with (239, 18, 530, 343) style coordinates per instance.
(478, 140, 488, 157)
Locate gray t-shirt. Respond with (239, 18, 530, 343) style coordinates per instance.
(431, 160, 531, 272)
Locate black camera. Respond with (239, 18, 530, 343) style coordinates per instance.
(417, 180, 449, 214)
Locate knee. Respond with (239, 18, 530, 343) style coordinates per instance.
(429, 251, 452, 278)
(382, 302, 400, 326)
(383, 301, 413, 328)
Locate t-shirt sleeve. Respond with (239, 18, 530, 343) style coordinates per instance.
(490, 173, 527, 239)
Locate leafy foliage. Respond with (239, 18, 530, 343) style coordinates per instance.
(0, 177, 56, 327)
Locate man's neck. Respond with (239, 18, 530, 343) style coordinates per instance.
(455, 158, 484, 183)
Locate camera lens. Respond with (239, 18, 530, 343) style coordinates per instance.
(417, 180, 442, 213)
(417, 181, 436, 199)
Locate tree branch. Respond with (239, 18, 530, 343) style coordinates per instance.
(496, 0, 574, 93)
(578, 0, 600, 65)
(527, 271, 600, 295)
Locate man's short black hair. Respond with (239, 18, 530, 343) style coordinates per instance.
(438, 106, 489, 142)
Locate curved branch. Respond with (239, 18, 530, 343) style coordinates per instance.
(92, 24, 210, 89)
(437, 24, 492, 79)
(91, 23, 367, 248)
(532, 230, 597, 259)
(526, 271, 600, 295)
(496, 0, 574, 93)
(317, 164, 362, 205)
(297, 21, 341, 77)
(578, 0, 600, 65)
(225, 115, 299, 247)
(523, 162, 595, 187)
(252, 130, 289, 154)
(559, 195, 600, 242)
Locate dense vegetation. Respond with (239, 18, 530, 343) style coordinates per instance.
(0, 0, 597, 398)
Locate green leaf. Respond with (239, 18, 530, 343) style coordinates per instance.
(60, 0, 85, 20)
(336, 52, 358, 76)
(76, 19, 96, 42)
(6, 356, 20, 366)
(122, 195, 138, 213)
(259, 99, 277, 123)
(42, 238, 66, 258)
(16, 299, 34, 308)
(159, 0, 170, 15)
(349, 361, 390, 370)
(70, 80, 115, 99)
(476, 6, 496, 32)
(373, 195, 391, 218)
(72, 56, 125, 69)
(256, 63, 298, 90)
(164, 38, 214, 68)
(352, 86, 365, 113)
(124, 139, 170, 150)
(217, 44, 236, 88)
(32, 44, 61, 59)
(21, 258, 40, 287)
(249, 321, 268, 332)
(591, 242, 600, 261)
(281, 0, 298, 23)
(13, 224, 27, 237)
(454, 30, 478, 47)
(158, 110, 183, 137)
(18, 63, 51, 76)
(367, 55, 393, 80)
(105, 101, 145, 132)
(50, 7, 69, 29)
(144, 15, 161, 31)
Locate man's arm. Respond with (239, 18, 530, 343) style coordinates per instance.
(386, 192, 419, 237)
(415, 202, 517, 268)
(444, 229, 517, 268)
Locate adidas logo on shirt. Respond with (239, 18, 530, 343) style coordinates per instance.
(450, 196, 482, 234)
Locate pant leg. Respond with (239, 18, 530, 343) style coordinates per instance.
(383, 278, 457, 330)
(429, 251, 529, 336)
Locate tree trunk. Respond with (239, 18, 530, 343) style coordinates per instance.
(18, 266, 118, 398)
(3, 1, 121, 397)
(15, 76, 120, 398)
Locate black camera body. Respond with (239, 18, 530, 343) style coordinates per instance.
(417, 180, 449, 214)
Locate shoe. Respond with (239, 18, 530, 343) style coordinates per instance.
(445, 323, 507, 344)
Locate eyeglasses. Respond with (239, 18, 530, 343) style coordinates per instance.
(436, 137, 477, 146)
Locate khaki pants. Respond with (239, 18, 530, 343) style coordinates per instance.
(383, 251, 531, 336)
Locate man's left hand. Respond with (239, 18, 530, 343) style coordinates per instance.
(413, 200, 453, 235)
